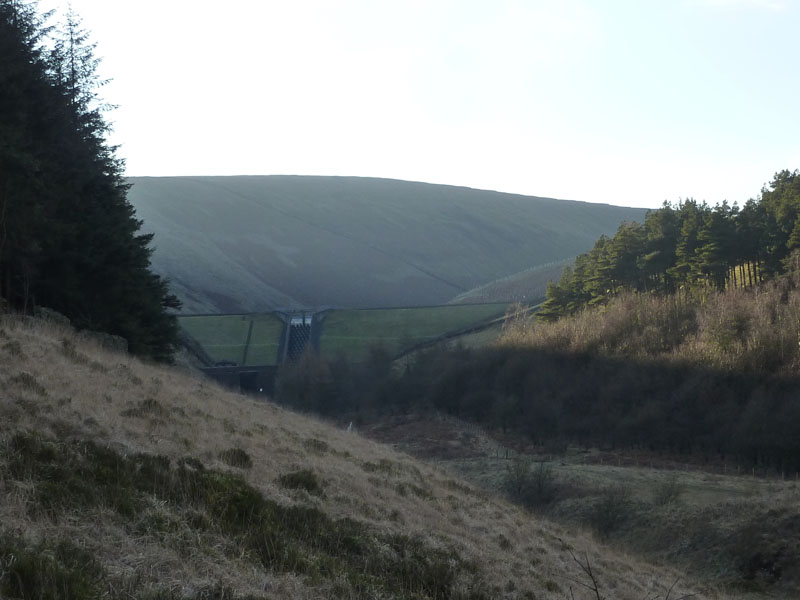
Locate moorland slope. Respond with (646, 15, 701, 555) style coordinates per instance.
(127, 176, 646, 313)
(0, 315, 709, 599)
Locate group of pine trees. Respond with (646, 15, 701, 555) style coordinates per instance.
(539, 170, 800, 320)
(0, 1, 179, 360)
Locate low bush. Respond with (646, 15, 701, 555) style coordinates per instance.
(7, 372, 47, 396)
(120, 398, 168, 419)
(217, 447, 253, 469)
(362, 458, 395, 475)
(504, 457, 559, 508)
(0, 535, 104, 600)
(303, 438, 329, 455)
(589, 484, 634, 539)
(651, 474, 685, 506)
(277, 468, 325, 497)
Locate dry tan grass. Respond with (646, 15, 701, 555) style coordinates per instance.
(0, 315, 722, 599)
(500, 275, 800, 376)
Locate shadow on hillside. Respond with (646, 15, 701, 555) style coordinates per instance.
(274, 344, 800, 475)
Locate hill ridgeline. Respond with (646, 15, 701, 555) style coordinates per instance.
(127, 176, 646, 313)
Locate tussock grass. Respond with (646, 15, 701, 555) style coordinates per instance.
(218, 447, 253, 469)
(277, 469, 325, 497)
(0, 315, 713, 599)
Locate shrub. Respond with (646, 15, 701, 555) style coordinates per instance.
(120, 398, 168, 419)
(7, 372, 47, 396)
(589, 484, 633, 539)
(303, 438, 329, 455)
(2, 340, 24, 357)
(651, 474, 685, 506)
(277, 469, 325, 497)
(504, 457, 558, 508)
(504, 456, 532, 500)
(362, 458, 395, 474)
(0, 535, 104, 600)
(217, 447, 253, 469)
(60, 338, 89, 364)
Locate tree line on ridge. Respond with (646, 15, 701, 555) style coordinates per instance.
(539, 170, 800, 320)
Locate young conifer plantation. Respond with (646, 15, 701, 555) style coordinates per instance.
(0, 0, 179, 361)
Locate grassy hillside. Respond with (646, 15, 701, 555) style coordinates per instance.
(127, 176, 646, 313)
(450, 261, 570, 305)
(0, 315, 708, 599)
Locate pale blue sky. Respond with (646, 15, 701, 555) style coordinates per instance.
(42, 0, 800, 208)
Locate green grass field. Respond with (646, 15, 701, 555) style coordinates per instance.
(318, 303, 508, 360)
(180, 303, 511, 366)
(179, 314, 284, 366)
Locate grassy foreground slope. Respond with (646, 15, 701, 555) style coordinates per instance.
(0, 316, 708, 599)
(127, 176, 646, 313)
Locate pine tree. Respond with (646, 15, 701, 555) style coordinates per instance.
(667, 200, 705, 290)
(697, 201, 736, 289)
(585, 235, 613, 303)
(737, 198, 767, 285)
(760, 170, 800, 273)
(640, 202, 679, 293)
(605, 221, 646, 292)
(0, 1, 180, 361)
(538, 267, 574, 321)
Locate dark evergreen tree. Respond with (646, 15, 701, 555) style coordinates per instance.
(640, 202, 679, 293)
(604, 221, 646, 292)
(760, 170, 800, 273)
(0, 0, 179, 361)
(667, 200, 705, 290)
(537, 267, 573, 321)
(736, 198, 767, 285)
(697, 201, 736, 289)
(584, 235, 613, 303)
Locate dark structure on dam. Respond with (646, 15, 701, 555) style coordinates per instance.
(181, 310, 327, 396)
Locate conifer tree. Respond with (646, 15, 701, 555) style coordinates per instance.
(667, 200, 705, 290)
(640, 202, 679, 293)
(0, 0, 180, 361)
(697, 201, 736, 289)
(736, 198, 767, 285)
(584, 235, 613, 303)
(538, 267, 574, 321)
(605, 221, 646, 292)
(540, 174, 799, 319)
(760, 170, 800, 273)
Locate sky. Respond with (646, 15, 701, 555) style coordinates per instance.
(39, 0, 800, 208)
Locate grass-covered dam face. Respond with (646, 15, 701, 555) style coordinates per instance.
(179, 303, 512, 392)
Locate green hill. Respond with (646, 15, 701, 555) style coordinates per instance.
(127, 176, 647, 313)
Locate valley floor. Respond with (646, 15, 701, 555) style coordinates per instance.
(364, 413, 800, 599)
